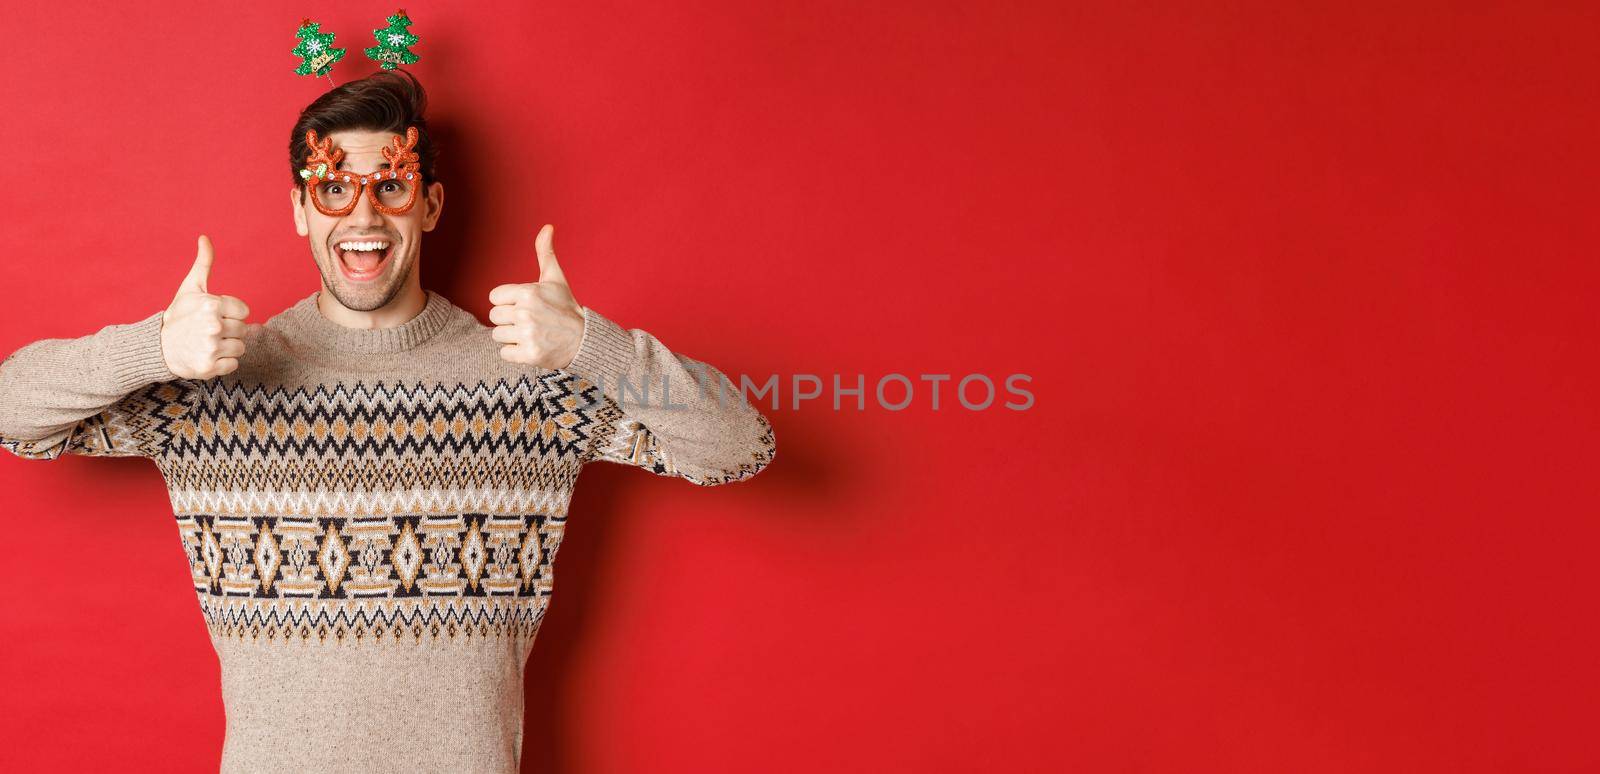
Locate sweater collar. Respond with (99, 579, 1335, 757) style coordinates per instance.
(285, 289, 456, 354)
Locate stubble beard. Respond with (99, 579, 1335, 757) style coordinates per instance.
(317, 241, 413, 313)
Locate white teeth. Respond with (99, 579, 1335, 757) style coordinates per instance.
(337, 240, 391, 252)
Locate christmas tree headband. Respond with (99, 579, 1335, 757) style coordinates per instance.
(292, 9, 420, 82)
(291, 11, 425, 217)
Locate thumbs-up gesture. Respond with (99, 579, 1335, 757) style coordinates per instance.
(160, 235, 252, 379)
(489, 224, 587, 370)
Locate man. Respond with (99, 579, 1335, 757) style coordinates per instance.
(0, 69, 775, 773)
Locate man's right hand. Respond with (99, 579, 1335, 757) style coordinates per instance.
(161, 235, 251, 379)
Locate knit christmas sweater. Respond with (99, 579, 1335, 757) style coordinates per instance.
(0, 289, 775, 773)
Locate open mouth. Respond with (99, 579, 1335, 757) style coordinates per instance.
(334, 238, 396, 282)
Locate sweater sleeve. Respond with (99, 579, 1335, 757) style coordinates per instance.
(0, 310, 196, 461)
(562, 306, 775, 486)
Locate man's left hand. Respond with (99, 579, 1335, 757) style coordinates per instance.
(490, 223, 587, 370)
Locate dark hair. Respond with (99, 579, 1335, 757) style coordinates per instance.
(288, 68, 438, 195)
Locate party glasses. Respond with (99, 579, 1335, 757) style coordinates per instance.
(299, 126, 422, 217)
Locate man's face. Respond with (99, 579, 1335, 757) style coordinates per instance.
(290, 128, 444, 312)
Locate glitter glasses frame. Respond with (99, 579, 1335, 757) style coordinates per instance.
(299, 126, 423, 217)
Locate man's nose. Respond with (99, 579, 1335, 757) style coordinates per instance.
(344, 187, 382, 226)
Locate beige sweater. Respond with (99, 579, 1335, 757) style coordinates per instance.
(0, 289, 776, 773)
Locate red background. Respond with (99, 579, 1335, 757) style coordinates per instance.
(2, 2, 1596, 772)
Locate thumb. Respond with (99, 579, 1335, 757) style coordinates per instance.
(535, 224, 567, 285)
(181, 234, 214, 294)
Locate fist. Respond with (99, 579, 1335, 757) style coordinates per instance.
(489, 224, 587, 370)
(160, 235, 251, 379)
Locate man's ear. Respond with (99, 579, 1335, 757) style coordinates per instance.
(421, 181, 444, 232)
(290, 187, 309, 237)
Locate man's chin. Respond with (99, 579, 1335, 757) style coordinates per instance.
(327, 285, 396, 313)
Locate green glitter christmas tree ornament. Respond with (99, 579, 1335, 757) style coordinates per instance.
(292, 18, 346, 78)
(365, 9, 420, 70)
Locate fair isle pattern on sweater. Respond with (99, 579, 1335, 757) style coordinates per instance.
(0, 289, 774, 772)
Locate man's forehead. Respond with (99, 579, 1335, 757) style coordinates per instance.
(325, 129, 400, 169)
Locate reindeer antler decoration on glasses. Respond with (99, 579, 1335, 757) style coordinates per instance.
(299, 126, 422, 217)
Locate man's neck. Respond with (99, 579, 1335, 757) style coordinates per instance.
(314, 281, 428, 330)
